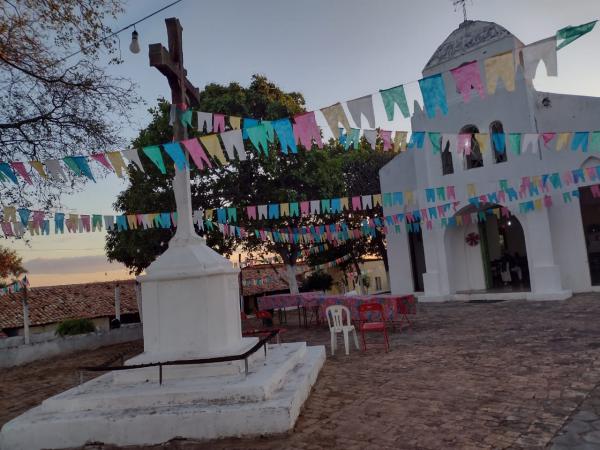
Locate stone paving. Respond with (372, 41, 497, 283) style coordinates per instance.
(3, 294, 600, 449)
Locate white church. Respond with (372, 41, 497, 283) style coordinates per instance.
(381, 20, 600, 301)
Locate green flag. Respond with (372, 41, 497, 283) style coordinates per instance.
(380, 85, 409, 120)
(557, 20, 597, 50)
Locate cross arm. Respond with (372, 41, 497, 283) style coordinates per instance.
(149, 43, 201, 107)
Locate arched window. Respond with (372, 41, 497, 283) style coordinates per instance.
(490, 120, 507, 163)
(461, 124, 483, 170)
(441, 139, 454, 175)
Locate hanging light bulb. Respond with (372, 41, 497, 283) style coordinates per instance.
(129, 29, 140, 54)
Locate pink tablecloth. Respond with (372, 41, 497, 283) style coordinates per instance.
(258, 292, 416, 322)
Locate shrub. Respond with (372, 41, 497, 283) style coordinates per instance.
(301, 270, 333, 292)
(55, 318, 96, 337)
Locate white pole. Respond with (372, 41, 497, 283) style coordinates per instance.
(134, 282, 142, 323)
(22, 286, 30, 345)
(114, 284, 121, 322)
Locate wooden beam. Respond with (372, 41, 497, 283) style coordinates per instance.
(148, 46, 200, 107)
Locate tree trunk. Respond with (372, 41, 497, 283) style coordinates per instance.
(286, 264, 299, 294)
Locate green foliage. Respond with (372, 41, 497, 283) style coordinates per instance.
(105, 75, 395, 277)
(301, 270, 333, 292)
(55, 318, 96, 337)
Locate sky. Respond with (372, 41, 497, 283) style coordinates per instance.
(8, 0, 600, 287)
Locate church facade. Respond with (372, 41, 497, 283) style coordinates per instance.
(380, 20, 600, 301)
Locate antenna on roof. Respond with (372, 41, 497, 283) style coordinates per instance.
(452, 0, 470, 22)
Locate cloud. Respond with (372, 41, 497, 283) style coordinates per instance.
(25, 255, 127, 275)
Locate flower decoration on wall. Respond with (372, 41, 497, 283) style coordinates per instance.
(465, 232, 480, 247)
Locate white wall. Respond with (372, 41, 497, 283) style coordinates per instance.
(0, 324, 142, 368)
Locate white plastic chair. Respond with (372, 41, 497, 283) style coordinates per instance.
(325, 305, 360, 356)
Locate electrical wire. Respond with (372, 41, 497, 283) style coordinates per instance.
(57, 0, 186, 64)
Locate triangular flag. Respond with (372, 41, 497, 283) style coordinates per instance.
(142, 146, 167, 174)
(181, 138, 213, 170)
(346, 95, 375, 128)
(557, 20, 597, 50)
(10, 162, 32, 185)
(380, 85, 409, 120)
(220, 129, 247, 160)
(121, 149, 145, 172)
(246, 124, 269, 155)
(29, 161, 47, 179)
(199, 134, 228, 165)
(91, 153, 113, 171)
(320, 103, 351, 138)
(163, 142, 188, 170)
(63, 156, 82, 176)
(72, 156, 95, 181)
(106, 152, 128, 178)
(0, 162, 19, 184)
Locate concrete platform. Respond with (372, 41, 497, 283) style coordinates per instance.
(0, 342, 326, 450)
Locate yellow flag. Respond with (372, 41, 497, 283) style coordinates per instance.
(534, 199, 543, 210)
(393, 131, 408, 153)
(475, 133, 489, 153)
(556, 132, 570, 151)
(372, 194, 382, 207)
(280, 203, 289, 217)
(29, 161, 48, 179)
(200, 135, 228, 165)
(106, 151, 128, 178)
(456, 215, 463, 226)
(405, 191, 413, 204)
(467, 184, 477, 197)
(229, 116, 242, 130)
(341, 197, 349, 210)
(127, 214, 137, 230)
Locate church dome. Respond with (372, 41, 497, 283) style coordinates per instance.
(424, 20, 519, 71)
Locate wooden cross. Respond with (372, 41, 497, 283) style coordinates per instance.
(453, 0, 468, 22)
(149, 18, 201, 241)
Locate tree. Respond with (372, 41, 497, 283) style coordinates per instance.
(106, 76, 395, 289)
(301, 270, 333, 293)
(105, 100, 237, 275)
(0, 246, 26, 281)
(0, 0, 138, 207)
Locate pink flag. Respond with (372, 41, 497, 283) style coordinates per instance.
(446, 186, 456, 200)
(351, 196, 362, 211)
(213, 114, 226, 133)
(585, 167, 597, 181)
(293, 112, 323, 149)
(562, 171, 573, 186)
(437, 205, 445, 217)
(426, 221, 433, 230)
(80, 215, 91, 232)
(300, 201, 310, 216)
(91, 153, 113, 171)
(457, 134, 472, 154)
(541, 132, 556, 148)
(591, 185, 600, 199)
(181, 138, 213, 170)
(543, 195, 553, 208)
(246, 206, 257, 220)
(463, 214, 471, 225)
(10, 162, 32, 184)
(420, 209, 429, 220)
(1, 222, 13, 236)
(501, 207, 510, 218)
(497, 190, 506, 203)
(32, 211, 45, 227)
(450, 61, 486, 102)
(380, 130, 393, 151)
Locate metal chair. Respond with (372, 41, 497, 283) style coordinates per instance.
(358, 303, 389, 352)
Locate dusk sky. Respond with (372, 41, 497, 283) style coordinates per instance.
(9, 0, 600, 286)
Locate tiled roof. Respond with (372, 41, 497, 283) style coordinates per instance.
(242, 263, 308, 297)
(0, 280, 138, 331)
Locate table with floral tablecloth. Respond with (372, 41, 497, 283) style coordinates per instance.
(258, 292, 416, 324)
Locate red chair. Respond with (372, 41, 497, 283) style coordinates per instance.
(357, 303, 389, 352)
(395, 295, 417, 330)
(241, 310, 286, 344)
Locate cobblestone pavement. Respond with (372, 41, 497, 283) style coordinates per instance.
(550, 383, 600, 449)
(4, 294, 600, 449)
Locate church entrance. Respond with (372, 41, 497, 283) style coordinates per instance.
(446, 204, 530, 294)
(408, 228, 425, 292)
(578, 186, 600, 286)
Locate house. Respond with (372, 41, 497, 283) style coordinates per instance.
(0, 280, 139, 337)
(326, 258, 390, 295)
(380, 20, 600, 301)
